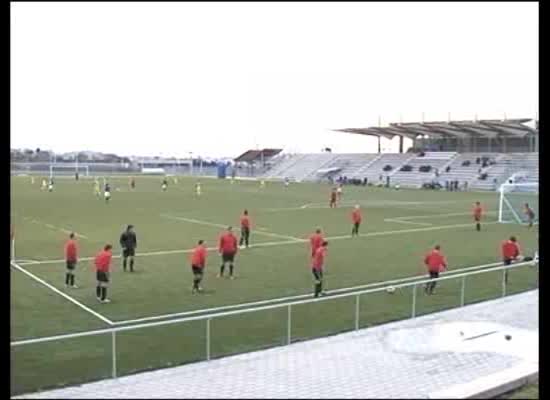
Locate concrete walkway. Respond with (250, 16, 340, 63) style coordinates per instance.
(15, 290, 538, 399)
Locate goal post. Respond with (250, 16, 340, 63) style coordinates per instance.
(498, 182, 538, 225)
(49, 164, 90, 178)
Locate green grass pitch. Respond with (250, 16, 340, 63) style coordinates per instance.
(10, 175, 538, 395)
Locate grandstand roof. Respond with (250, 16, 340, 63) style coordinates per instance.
(234, 148, 282, 163)
(334, 119, 538, 140)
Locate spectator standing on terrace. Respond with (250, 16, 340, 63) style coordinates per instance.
(423, 245, 447, 295)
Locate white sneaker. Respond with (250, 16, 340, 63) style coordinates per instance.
(101, 298, 111, 303)
(239, 245, 245, 249)
(71, 284, 79, 289)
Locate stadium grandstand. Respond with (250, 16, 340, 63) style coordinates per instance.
(261, 118, 538, 190)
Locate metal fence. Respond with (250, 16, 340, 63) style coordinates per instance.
(11, 261, 536, 385)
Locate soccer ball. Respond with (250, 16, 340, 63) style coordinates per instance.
(386, 286, 396, 294)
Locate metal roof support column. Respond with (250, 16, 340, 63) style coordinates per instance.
(488, 137, 491, 153)
(503, 137, 506, 153)
(378, 136, 381, 154)
(399, 135, 404, 153)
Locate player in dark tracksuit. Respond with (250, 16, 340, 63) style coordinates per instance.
(120, 225, 137, 272)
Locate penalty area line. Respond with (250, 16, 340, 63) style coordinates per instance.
(10, 261, 114, 325)
(160, 214, 304, 242)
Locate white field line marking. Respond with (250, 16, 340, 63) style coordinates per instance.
(22, 216, 90, 239)
(112, 259, 508, 325)
(384, 211, 498, 226)
(265, 199, 476, 212)
(10, 261, 114, 325)
(391, 211, 497, 221)
(160, 214, 304, 242)
(385, 219, 432, 226)
(18, 221, 499, 267)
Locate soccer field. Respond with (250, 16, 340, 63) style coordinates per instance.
(10, 175, 538, 396)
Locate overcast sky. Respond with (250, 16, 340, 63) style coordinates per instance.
(11, 2, 538, 158)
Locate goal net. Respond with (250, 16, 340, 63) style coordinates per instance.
(498, 182, 538, 225)
(49, 164, 90, 178)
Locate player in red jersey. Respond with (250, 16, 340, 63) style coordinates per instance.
(524, 203, 535, 228)
(351, 205, 362, 237)
(329, 188, 337, 208)
(64, 233, 79, 288)
(239, 210, 251, 249)
(190, 240, 207, 293)
(473, 201, 483, 231)
(501, 236, 521, 284)
(311, 241, 328, 297)
(218, 226, 238, 279)
(94, 244, 113, 303)
(423, 245, 447, 295)
(309, 228, 324, 258)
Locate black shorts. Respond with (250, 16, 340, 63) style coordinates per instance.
(241, 227, 250, 236)
(96, 271, 109, 283)
(66, 260, 76, 270)
(503, 258, 513, 266)
(429, 271, 439, 279)
(354, 222, 360, 229)
(312, 269, 323, 280)
(123, 248, 135, 258)
(222, 252, 235, 263)
(191, 265, 204, 275)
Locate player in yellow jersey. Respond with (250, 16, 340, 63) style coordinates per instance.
(93, 179, 101, 197)
(195, 181, 202, 197)
(260, 179, 266, 189)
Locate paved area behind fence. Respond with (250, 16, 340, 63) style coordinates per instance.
(15, 290, 538, 399)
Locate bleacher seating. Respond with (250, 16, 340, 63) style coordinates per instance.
(469, 153, 539, 190)
(262, 152, 537, 190)
(436, 153, 502, 189)
(390, 152, 457, 187)
(265, 153, 338, 182)
(307, 154, 379, 180)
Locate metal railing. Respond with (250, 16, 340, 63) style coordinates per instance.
(11, 261, 536, 385)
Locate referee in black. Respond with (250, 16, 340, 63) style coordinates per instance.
(120, 225, 137, 272)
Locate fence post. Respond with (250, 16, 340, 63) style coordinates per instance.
(111, 331, 117, 378)
(460, 276, 466, 307)
(502, 269, 507, 297)
(206, 318, 211, 361)
(411, 284, 417, 318)
(287, 304, 292, 345)
(355, 294, 360, 330)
